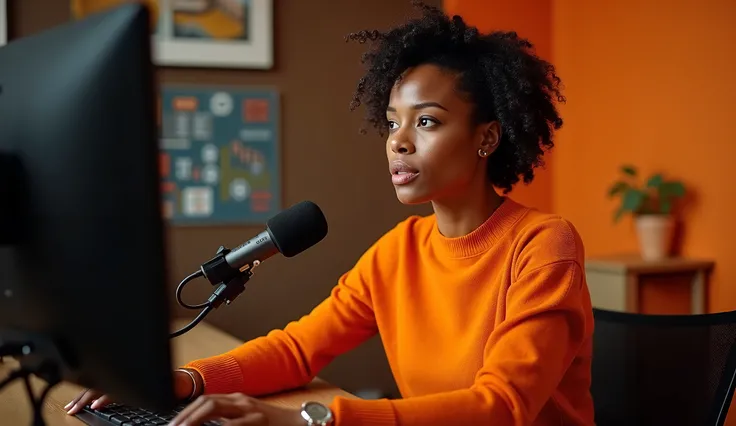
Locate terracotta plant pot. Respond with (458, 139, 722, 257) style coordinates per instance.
(634, 214, 675, 261)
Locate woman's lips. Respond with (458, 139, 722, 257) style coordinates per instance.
(392, 171, 419, 185)
(389, 161, 420, 185)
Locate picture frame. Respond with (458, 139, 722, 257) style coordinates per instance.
(154, 0, 273, 69)
(0, 0, 6, 46)
(71, 0, 273, 69)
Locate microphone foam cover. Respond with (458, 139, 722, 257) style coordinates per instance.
(267, 200, 328, 257)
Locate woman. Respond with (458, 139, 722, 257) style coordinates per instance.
(67, 3, 595, 425)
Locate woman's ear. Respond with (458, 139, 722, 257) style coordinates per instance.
(479, 121, 502, 156)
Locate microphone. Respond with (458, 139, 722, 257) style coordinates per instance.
(219, 200, 329, 276)
(170, 201, 328, 339)
(200, 199, 328, 292)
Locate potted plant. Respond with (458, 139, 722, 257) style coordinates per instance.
(608, 165, 686, 260)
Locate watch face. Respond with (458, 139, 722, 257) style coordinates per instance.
(303, 402, 332, 421)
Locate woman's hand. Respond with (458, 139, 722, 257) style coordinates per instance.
(64, 388, 106, 415)
(65, 369, 201, 415)
(169, 393, 304, 426)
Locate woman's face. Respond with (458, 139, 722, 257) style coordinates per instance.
(385, 64, 499, 205)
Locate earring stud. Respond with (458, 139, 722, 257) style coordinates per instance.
(478, 148, 489, 158)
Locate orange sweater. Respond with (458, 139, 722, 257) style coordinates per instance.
(184, 198, 595, 425)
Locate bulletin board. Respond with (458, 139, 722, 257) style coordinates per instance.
(159, 85, 281, 226)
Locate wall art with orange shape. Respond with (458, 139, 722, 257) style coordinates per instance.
(71, 0, 272, 69)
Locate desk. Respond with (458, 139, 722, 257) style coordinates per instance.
(0, 320, 354, 425)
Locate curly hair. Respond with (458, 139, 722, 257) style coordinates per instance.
(345, 1, 565, 193)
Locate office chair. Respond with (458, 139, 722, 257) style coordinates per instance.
(591, 308, 736, 426)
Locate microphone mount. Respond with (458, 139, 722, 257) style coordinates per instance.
(169, 245, 259, 339)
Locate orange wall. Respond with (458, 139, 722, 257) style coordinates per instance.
(552, 0, 736, 313)
(447, 0, 736, 313)
(444, 0, 554, 213)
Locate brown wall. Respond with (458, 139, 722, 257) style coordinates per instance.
(8, 0, 438, 397)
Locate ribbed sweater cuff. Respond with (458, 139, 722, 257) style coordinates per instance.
(183, 354, 245, 395)
(331, 396, 396, 426)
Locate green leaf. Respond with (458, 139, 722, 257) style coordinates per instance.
(660, 199, 672, 214)
(621, 165, 637, 176)
(622, 188, 645, 213)
(613, 206, 627, 223)
(608, 181, 630, 197)
(646, 174, 663, 189)
(661, 181, 685, 198)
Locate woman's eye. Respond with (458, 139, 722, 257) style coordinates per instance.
(418, 117, 437, 127)
(388, 121, 399, 130)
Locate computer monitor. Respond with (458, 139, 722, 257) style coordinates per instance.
(0, 2, 176, 419)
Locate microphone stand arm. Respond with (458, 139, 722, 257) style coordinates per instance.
(169, 245, 254, 339)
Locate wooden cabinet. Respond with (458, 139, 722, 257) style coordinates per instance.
(585, 254, 715, 314)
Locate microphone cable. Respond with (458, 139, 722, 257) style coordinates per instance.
(169, 304, 212, 339)
(175, 270, 208, 310)
(170, 269, 212, 339)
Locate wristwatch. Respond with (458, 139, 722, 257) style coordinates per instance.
(300, 401, 334, 425)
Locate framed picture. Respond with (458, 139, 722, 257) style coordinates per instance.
(155, 0, 273, 69)
(0, 0, 6, 46)
(71, 0, 273, 69)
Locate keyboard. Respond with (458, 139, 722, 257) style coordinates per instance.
(75, 402, 222, 426)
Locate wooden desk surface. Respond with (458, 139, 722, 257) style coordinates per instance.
(0, 320, 353, 425)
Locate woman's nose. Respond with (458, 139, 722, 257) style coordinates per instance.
(390, 132, 416, 155)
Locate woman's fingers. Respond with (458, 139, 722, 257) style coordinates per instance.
(65, 389, 101, 415)
(90, 394, 111, 410)
(169, 393, 256, 426)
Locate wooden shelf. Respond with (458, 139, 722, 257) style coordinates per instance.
(585, 254, 715, 315)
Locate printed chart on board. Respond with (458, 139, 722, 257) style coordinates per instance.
(159, 85, 280, 225)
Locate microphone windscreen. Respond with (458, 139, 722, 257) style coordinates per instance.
(267, 201, 328, 257)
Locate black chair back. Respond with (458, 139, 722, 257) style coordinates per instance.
(592, 308, 736, 426)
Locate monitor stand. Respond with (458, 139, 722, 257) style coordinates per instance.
(0, 330, 69, 426)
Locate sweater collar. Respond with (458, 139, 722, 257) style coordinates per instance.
(430, 198, 527, 259)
